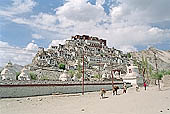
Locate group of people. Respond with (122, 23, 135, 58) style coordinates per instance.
(113, 83, 127, 95)
(100, 83, 127, 99)
(100, 82, 148, 99)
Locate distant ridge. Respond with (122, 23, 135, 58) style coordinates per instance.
(0, 64, 23, 73)
(131, 47, 170, 71)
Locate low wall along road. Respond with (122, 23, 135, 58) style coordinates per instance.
(0, 81, 131, 98)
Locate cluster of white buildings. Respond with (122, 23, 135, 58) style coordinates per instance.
(32, 35, 128, 71)
(0, 35, 143, 86)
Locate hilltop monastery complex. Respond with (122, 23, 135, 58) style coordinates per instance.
(1, 35, 134, 82)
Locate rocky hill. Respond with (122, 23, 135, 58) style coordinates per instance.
(131, 47, 170, 71)
(13, 64, 24, 72)
(0, 67, 2, 71)
(0, 63, 23, 73)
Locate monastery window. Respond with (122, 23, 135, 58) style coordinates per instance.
(129, 69, 132, 73)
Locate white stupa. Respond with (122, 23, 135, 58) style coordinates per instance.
(106, 73, 111, 79)
(18, 68, 30, 81)
(59, 71, 71, 81)
(1, 61, 16, 80)
(102, 73, 107, 79)
(122, 65, 143, 86)
(72, 74, 78, 81)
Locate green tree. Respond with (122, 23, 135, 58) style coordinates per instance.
(127, 53, 131, 58)
(151, 71, 163, 90)
(149, 64, 152, 76)
(164, 70, 170, 75)
(144, 57, 149, 82)
(68, 70, 75, 78)
(133, 59, 138, 66)
(151, 72, 163, 80)
(40, 75, 49, 80)
(76, 59, 82, 79)
(94, 74, 101, 79)
(141, 55, 145, 69)
(76, 72, 82, 79)
(59, 63, 65, 70)
(16, 72, 21, 80)
(29, 72, 37, 80)
(140, 55, 150, 82)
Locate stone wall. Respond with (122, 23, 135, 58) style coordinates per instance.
(0, 81, 130, 98)
(163, 75, 170, 87)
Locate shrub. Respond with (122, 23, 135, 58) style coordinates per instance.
(151, 72, 163, 80)
(165, 70, 170, 75)
(159, 70, 170, 75)
(40, 75, 49, 81)
(94, 74, 101, 79)
(76, 72, 82, 79)
(68, 70, 75, 78)
(59, 63, 65, 70)
(127, 53, 131, 58)
(29, 72, 37, 80)
(16, 72, 21, 80)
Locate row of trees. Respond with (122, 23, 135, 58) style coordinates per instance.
(133, 54, 170, 89)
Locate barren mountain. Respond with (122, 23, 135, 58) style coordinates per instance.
(131, 47, 170, 71)
(0, 64, 23, 73)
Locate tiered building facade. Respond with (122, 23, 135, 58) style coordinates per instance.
(32, 35, 128, 72)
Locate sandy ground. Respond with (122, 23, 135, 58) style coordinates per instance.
(0, 85, 170, 114)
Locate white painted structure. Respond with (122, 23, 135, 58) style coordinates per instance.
(18, 68, 30, 81)
(122, 65, 143, 86)
(1, 62, 16, 80)
(102, 73, 107, 79)
(72, 75, 78, 81)
(59, 71, 71, 81)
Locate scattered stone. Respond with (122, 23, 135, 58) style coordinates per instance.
(167, 108, 169, 110)
(27, 98, 31, 100)
(81, 109, 85, 112)
(16, 99, 20, 101)
(39, 98, 43, 101)
(160, 110, 163, 112)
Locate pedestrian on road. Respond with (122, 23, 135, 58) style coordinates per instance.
(113, 85, 119, 95)
(123, 83, 127, 93)
(144, 82, 147, 90)
(100, 88, 106, 99)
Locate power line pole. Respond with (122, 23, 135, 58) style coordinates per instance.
(82, 50, 85, 95)
(153, 51, 160, 90)
(111, 70, 114, 90)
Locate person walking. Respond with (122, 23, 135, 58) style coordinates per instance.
(144, 82, 147, 90)
(112, 86, 116, 95)
(123, 83, 127, 93)
(113, 85, 119, 95)
(100, 88, 106, 99)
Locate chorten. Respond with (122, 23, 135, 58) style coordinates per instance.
(59, 71, 71, 81)
(18, 67, 30, 80)
(1, 61, 16, 80)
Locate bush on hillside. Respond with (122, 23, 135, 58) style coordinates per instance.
(29, 72, 37, 80)
(16, 72, 21, 80)
(59, 63, 65, 70)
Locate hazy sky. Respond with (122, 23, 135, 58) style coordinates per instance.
(0, 0, 170, 66)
